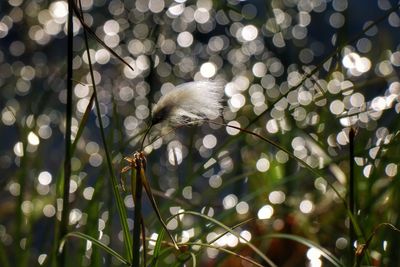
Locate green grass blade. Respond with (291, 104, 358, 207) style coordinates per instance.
(178, 242, 265, 267)
(70, 92, 95, 155)
(70, 1, 133, 71)
(190, 252, 196, 267)
(208, 121, 367, 244)
(77, 0, 133, 261)
(141, 169, 179, 250)
(132, 165, 143, 267)
(0, 240, 11, 267)
(60, 232, 129, 265)
(56, 0, 74, 265)
(355, 223, 400, 267)
(167, 211, 277, 267)
(151, 229, 165, 267)
(265, 233, 343, 267)
(183, 2, 400, 200)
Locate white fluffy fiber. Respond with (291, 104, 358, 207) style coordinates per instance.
(151, 80, 225, 126)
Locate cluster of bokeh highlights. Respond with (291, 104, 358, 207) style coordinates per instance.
(1, 0, 400, 266)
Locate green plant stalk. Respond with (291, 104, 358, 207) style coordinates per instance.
(60, 232, 129, 265)
(266, 233, 343, 267)
(205, 121, 366, 245)
(91, 90, 134, 262)
(76, 0, 133, 262)
(165, 211, 277, 267)
(177, 218, 256, 266)
(184, 3, 400, 192)
(0, 240, 10, 267)
(140, 168, 179, 250)
(57, 0, 73, 265)
(140, 218, 148, 266)
(70, 92, 95, 155)
(151, 230, 165, 267)
(69, 1, 133, 71)
(177, 243, 265, 267)
(349, 128, 356, 266)
(132, 165, 142, 267)
(14, 133, 27, 267)
(144, 120, 362, 242)
(355, 223, 400, 267)
(147, 119, 364, 247)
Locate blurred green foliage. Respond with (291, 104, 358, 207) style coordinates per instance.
(1, 0, 400, 266)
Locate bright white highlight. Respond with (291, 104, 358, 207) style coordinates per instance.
(239, 230, 252, 243)
(256, 158, 270, 172)
(307, 247, 322, 267)
(300, 200, 314, 213)
(50, 1, 68, 19)
(342, 52, 371, 75)
(200, 62, 217, 78)
(223, 194, 238, 209)
(14, 142, 24, 157)
(257, 205, 274, 219)
(28, 132, 40, 146)
(226, 121, 241, 135)
(203, 134, 217, 149)
(38, 171, 52, 185)
(241, 25, 258, 41)
(269, 191, 286, 204)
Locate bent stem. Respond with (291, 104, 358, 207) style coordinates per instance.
(140, 124, 153, 152)
(140, 167, 179, 250)
(355, 223, 400, 267)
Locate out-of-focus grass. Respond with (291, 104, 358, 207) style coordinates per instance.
(1, 1, 400, 267)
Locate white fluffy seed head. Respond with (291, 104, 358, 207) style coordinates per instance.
(151, 80, 225, 126)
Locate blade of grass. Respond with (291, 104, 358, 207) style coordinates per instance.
(77, 0, 133, 262)
(349, 128, 356, 266)
(265, 233, 343, 267)
(14, 130, 28, 267)
(56, 0, 74, 265)
(60, 232, 129, 265)
(132, 160, 142, 267)
(207, 121, 367, 243)
(166, 211, 277, 267)
(354, 224, 400, 266)
(141, 217, 148, 267)
(207, 121, 347, 201)
(184, 2, 400, 193)
(154, 240, 265, 267)
(176, 242, 265, 267)
(70, 1, 133, 71)
(0, 241, 10, 267)
(174, 218, 257, 267)
(154, 120, 365, 253)
(140, 167, 179, 250)
(189, 252, 196, 267)
(70, 92, 95, 155)
(151, 229, 165, 267)
(151, 215, 256, 266)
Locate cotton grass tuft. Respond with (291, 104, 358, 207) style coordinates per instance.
(151, 80, 225, 126)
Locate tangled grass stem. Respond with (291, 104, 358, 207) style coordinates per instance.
(140, 125, 153, 152)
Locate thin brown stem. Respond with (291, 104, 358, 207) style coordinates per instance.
(132, 161, 143, 267)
